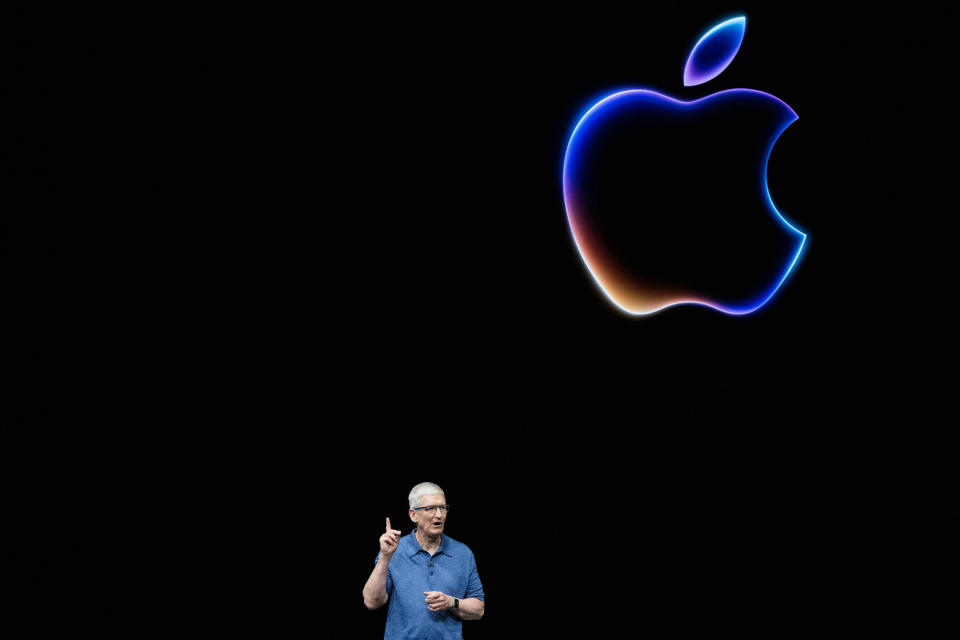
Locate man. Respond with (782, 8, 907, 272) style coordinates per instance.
(363, 482, 485, 639)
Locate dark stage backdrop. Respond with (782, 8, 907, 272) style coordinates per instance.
(10, 4, 954, 639)
(316, 5, 953, 638)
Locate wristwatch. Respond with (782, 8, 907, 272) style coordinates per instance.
(453, 597, 460, 609)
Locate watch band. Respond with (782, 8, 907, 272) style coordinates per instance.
(453, 597, 460, 609)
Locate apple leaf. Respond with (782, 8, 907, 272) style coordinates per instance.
(683, 16, 746, 87)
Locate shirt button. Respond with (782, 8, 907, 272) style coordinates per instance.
(430, 572, 434, 575)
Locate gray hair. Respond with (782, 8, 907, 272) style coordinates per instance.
(408, 482, 445, 509)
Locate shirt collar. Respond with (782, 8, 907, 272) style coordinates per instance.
(407, 527, 453, 557)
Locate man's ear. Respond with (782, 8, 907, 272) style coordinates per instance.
(409, 509, 417, 522)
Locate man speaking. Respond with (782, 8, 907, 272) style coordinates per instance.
(363, 482, 485, 639)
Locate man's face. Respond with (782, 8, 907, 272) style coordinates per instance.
(409, 493, 447, 535)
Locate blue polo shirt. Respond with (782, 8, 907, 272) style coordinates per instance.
(375, 528, 484, 640)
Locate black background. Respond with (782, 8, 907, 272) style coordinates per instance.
(9, 4, 955, 638)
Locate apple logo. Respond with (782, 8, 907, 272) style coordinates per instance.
(563, 16, 806, 315)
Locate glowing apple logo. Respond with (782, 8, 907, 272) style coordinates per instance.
(563, 16, 806, 315)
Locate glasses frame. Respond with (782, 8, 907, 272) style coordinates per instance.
(411, 504, 450, 514)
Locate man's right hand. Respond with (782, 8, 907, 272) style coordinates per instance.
(380, 517, 403, 557)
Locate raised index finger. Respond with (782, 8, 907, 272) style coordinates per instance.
(386, 517, 391, 531)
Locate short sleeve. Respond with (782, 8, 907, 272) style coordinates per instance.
(375, 551, 393, 595)
(464, 552, 484, 602)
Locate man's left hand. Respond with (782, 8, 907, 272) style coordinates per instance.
(424, 591, 453, 611)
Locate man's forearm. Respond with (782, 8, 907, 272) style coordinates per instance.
(362, 555, 391, 609)
(448, 597, 484, 621)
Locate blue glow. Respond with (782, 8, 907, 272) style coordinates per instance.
(683, 16, 746, 87)
(562, 88, 807, 316)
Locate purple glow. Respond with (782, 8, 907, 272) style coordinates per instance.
(683, 17, 746, 87)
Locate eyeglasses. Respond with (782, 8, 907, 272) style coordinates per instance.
(412, 504, 450, 514)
